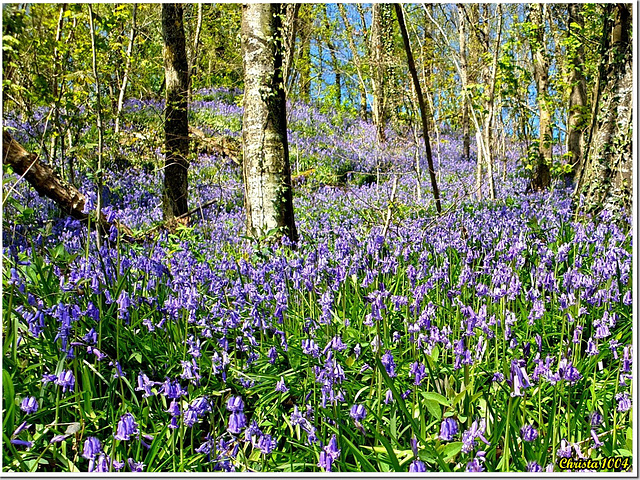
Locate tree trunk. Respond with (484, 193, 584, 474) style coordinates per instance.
(575, 4, 632, 214)
(395, 3, 441, 214)
(529, 3, 552, 191)
(297, 6, 312, 103)
(457, 4, 470, 162)
(282, 3, 301, 98)
(187, 2, 203, 104)
(338, 4, 369, 119)
(3, 130, 133, 237)
(565, 3, 588, 186)
(371, 3, 386, 144)
(115, 4, 137, 134)
(241, 3, 298, 243)
(162, 4, 190, 222)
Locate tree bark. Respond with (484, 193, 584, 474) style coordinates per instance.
(162, 4, 190, 222)
(2, 130, 133, 237)
(529, 3, 552, 191)
(115, 4, 137, 134)
(282, 3, 301, 98)
(241, 3, 298, 243)
(395, 3, 441, 214)
(338, 4, 369, 119)
(187, 2, 203, 104)
(565, 3, 588, 185)
(575, 4, 632, 214)
(371, 3, 386, 144)
(457, 4, 470, 162)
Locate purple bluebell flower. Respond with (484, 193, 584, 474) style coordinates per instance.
(226, 396, 244, 412)
(349, 404, 366, 422)
(527, 461, 542, 472)
(10, 439, 32, 449)
(466, 458, 484, 472)
(275, 376, 289, 393)
(622, 346, 632, 373)
(135, 372, 156, 398)
(520, 424, 538, 442)
(55, 370, 75, 392)
(128, 458, 145, 472)
(228, 412, 246, 435)
(384, 389, 394, 404)
(82, 437, 102, 460)
(590, 429, 604, 449)
(409, 460, 427, 472)
(557, 439, 572, 458)
(268, 346, 278, 364)
(113, 460, 125, 471)
(461, 419, 490, 454)
(50, 434, 69, 443)
(257, 434, 277, 455)
(586, 337, 599, 356)
(20, 396, 38, 414)
(616, 392, 631, 412)
(114, 413, 139, 441)
(381, 350, 397, 377)
(409, 362, 427, 385)
(589, 411, 603, 426)
(302, 339, 320, 357)
(12, 421, 30, 437)
(439, 418, 458, 441)
(510, 359, 531, 396)
(318, 450, 333, 472)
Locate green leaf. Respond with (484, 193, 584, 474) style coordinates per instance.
(442, 442, 463, 461)
(422, 391, 450, 406)
(424, 399, 442, 420)
(3, 369, 16, 436)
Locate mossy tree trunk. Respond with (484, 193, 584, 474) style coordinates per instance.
(575, 4, 632, 214)
(241, 3, 298, 243)
(565, 3, 588, 186)
(162, 3, 190, 222)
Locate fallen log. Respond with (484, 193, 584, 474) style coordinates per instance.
(3, 129, 134, 238)
(189, 126, 241, 165)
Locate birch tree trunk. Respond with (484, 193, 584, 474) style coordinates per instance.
(457, 4, 470, 162)
(115, 4, 137, 134)
(371, 3, 386, 144)
(187, 2, 203, 104)
(162, 4, 190, 222)
(241, 3, 298, 243)
(529, 3, 552, 191)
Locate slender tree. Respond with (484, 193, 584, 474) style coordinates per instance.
(115, 4, 137, 134)
(241, 3, 298, 243)
(395, 3, 441, 214)
(528, 3, 553, 191)
(162, 3, 190, 222)
(457, 4, 470, 162)
(565, 3, 588, 186)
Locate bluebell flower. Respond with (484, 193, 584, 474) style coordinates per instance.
(257, 434, 277, 455)
(226, 396, 244, 412)
(409, 460, 427, 472)
(439, 418, 458, 441)
(590, 429, 604, 449)
(349, 404, 366, 422)
(12, 421, 29, 437)
(82, 437, 101, 460)
(10, 439, 32, 449)
(520, 424, 538, 442)
(128, 458, 145, 472)
(228, 412, 246, 435)
(527, 461, 542, 472)
(381, 350, 397, 377)
(114, 413, 139, 441)
(616, 392, 631, 412)
(20, 396, 38, 414)
(275, 376, 289, 393)
(589, 411, 603, 427)
(55, 370, 75, 392)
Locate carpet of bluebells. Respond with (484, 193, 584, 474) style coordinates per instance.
(2, 88, 633, 472)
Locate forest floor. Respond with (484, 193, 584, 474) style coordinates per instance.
(2, 88, 633, 473)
